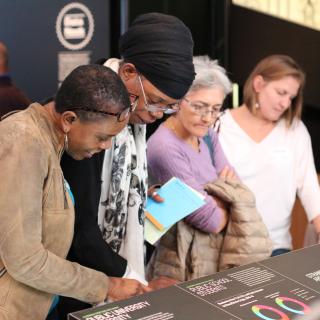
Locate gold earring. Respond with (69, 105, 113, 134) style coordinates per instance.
(64, 133, 69, 151)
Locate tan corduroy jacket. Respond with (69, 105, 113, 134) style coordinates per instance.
(147, 178, 273, 282)
(0, 104, 109, 320)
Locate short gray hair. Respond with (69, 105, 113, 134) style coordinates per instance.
(190, 55, 232, 96)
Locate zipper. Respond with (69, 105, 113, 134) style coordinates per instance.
(0, 267, 7, 278)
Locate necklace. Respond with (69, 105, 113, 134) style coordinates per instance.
(166, 117, 178, 136)
(165, 117, 199, 151)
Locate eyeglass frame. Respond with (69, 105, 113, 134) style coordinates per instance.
(183, 97, 223, 118)
(137, 75, 180, 114)
(66, 90, 138, 123)
(68, 105, 132, 122)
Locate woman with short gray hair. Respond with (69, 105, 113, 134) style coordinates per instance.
(146, 56, 272, 282)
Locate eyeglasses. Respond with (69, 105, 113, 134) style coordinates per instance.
(69, 106, 131, 122)
(138, 75, 180, 114)
(183, 97, 222, 118)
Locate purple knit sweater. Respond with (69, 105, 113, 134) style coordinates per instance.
(147, 124, 232, 233)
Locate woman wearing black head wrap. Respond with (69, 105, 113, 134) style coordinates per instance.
(58, 12, 195, 319)
(119, 12, 195, 99)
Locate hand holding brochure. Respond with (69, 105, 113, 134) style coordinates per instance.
(145, 177, 206, 231)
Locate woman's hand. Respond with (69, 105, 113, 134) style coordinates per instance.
(106, 277, 151, 302)
(219, 166, 238, 181)
(147, 184, 164, 203)
(148, 276, 178, 290)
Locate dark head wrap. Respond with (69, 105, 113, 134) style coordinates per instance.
(119, 12, 195, 99)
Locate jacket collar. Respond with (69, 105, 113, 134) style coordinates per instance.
(29, 103, 65, 158)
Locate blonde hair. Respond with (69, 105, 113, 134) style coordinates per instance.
(243, 54, 305, 125)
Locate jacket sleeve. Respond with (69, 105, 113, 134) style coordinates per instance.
(0, 126, 108, 304)
(205, 178, 272, 270)
(61, 152, 127, 277)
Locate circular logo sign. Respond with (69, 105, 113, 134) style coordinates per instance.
(56, 2, 94, 50)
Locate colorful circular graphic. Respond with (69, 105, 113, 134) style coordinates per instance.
(252, 305, 290, 320)
(275, 297, 311, 315)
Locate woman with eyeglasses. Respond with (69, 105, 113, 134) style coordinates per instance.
(0, 65, 150, 320)
(217, 55, 320, 256)
(147, 56, 233, 235)
(146, 56, 272, 282)
(57, 12, 195, 318)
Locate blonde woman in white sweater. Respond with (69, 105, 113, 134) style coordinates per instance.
(218, 54, 320, 256)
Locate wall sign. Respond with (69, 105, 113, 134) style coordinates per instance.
(56, 2, 95, 51)
(0, 1, 110, 101)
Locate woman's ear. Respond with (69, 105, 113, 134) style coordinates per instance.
(253, 75, 265, 93)
(119, 63, 138, 82)
(61, 111, 77, 133)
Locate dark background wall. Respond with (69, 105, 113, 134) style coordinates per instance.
(0, 0, 110, 102)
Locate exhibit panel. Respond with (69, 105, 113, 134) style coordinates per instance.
(69, 245, 320, 320)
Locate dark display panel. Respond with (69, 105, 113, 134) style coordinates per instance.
(70, 245, 320, 320)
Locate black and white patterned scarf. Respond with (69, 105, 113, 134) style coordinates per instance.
(98, 123, 147, 277)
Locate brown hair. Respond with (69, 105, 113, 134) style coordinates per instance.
(243, 54, 305, 125)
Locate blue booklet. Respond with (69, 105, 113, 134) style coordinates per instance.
(145, 177, 206, 231)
